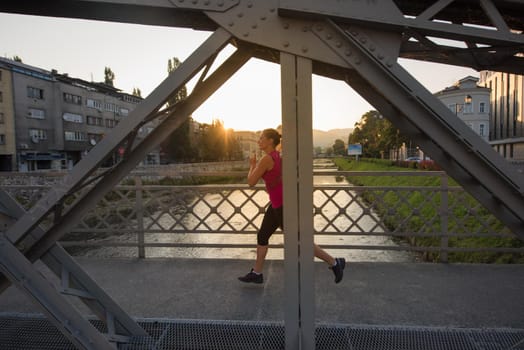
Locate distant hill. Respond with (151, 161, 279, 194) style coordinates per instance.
(313, 128, 353, 148)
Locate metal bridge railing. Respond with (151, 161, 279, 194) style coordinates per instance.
(1, 171, 522, 263)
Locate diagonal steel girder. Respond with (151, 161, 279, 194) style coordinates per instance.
(1, 0, 523, 73)
(318, 20, 524, 239)
(0, 28, 252, 349)
(279, 0, 524, 74)
(0, 189, 147, 342)
(203, 0, 524, 237)
(0, 1, 524, 349)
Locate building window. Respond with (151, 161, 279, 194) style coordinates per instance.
(104, 102, 117, 113)
(62, 112, 83, 123)
(119, 108, 129, 116)
(27, 86, 44, 99)
(0, 112, 4, 124)
(87, 115, 103, 126)
(0, 70, 2, 81)
(63, 92, 82, 105)
(29, 128, 47, 141)
(28, 108, 45, 119)
(0, 134, 5, 145)
(86, 98, 102, 110)
(64, 131, 87, 142)
(479, 102, 487, 113)
(479, 124, 485, 137)
(105, 119, 115, 128)
(0, 91, 3, 103)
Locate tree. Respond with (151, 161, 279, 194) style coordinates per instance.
(12, 55, 22, 63)
(104, 67, 115, 86)
(332, 139, 346, 156)
(348, 110, 410, 158)
(167, 58, 187, 104)
(132, 87, 142, 97)
(161, 57, 196, 163)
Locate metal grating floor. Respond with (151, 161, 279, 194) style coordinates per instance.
(1, 313, 523, 350)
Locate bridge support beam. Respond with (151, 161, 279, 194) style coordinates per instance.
(0, 28, 253, 349)
(281, 53, 315, 350)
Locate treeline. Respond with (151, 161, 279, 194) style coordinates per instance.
(161, 118, 242, 163)
(347, 110, 411, 158)
(159, 58, 243, 163)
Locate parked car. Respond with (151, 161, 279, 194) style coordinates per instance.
(406, 157, 421, 162)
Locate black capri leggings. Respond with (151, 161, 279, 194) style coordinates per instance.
(257, 204, 283, 246)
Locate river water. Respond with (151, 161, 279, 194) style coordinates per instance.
(76, 159, 414, 262)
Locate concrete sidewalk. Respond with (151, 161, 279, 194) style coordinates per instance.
(1, 258, 523, 329)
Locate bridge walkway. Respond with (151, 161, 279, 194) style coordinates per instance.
(1, 258, 523, 327)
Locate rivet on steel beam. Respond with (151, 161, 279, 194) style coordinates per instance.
(192, 0, 198, 4)
(359, 37, 367, 44)
(228, 21, 234, 27)
(386, 61, 394, 68)
(218, 0, 224, 7)
(247, 2, 253, 8)
(369, 45, 375, 52)
(302, 46, 308, 53)
(378, 53, 384, 60)
(335, 41, 342, 48)
(355, 58, 361, 65)
(178, 0, 184, 2)
(283, 23, 290, 29)
(243, 32, 249, 37)
(302, 26, 309, 32)
(270, 8, 276, 12)
(204, 0, 210, 5)
(283, 41, 290, 47)
(351, 30, 358, 36)
(260, 16, 267, 20)
(238, 12, 244, 18)
(326, 34, 332, 40)
(252, 23, 258, 29)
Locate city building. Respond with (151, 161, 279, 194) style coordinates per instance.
(0, 57, 157, 171)
(435, 76, 491, 142)
(234, 130, 260, 159)
(0, 64, 16, 171)
(479, 71, 524, 162)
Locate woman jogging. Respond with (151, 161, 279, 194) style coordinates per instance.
(238, 128, 346, 284)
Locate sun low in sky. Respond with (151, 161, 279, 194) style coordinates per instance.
(0, 13, 476, 132)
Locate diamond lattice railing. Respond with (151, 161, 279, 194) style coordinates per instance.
(1, 171, 521, 262)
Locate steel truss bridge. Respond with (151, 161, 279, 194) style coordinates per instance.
(0, 1, 523, 349)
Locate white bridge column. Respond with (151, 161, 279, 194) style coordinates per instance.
(281, 52, 315, 350)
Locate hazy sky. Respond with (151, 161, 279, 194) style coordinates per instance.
(0, 13, 478, 131)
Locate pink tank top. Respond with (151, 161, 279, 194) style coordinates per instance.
(262, 150, 283, 208)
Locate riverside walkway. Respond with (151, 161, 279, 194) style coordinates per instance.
(1, 258, 524, 349)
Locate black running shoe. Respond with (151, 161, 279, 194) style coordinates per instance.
(330, 258, 346, 284)
(238, 269, 263, 284)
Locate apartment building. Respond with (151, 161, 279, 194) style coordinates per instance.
(0, 65, 16, 171)
(234, 130, 260, 160)
(435, 76, 491, 143)
(479, 71, 524, 161)
(0, 57, 149, 171)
